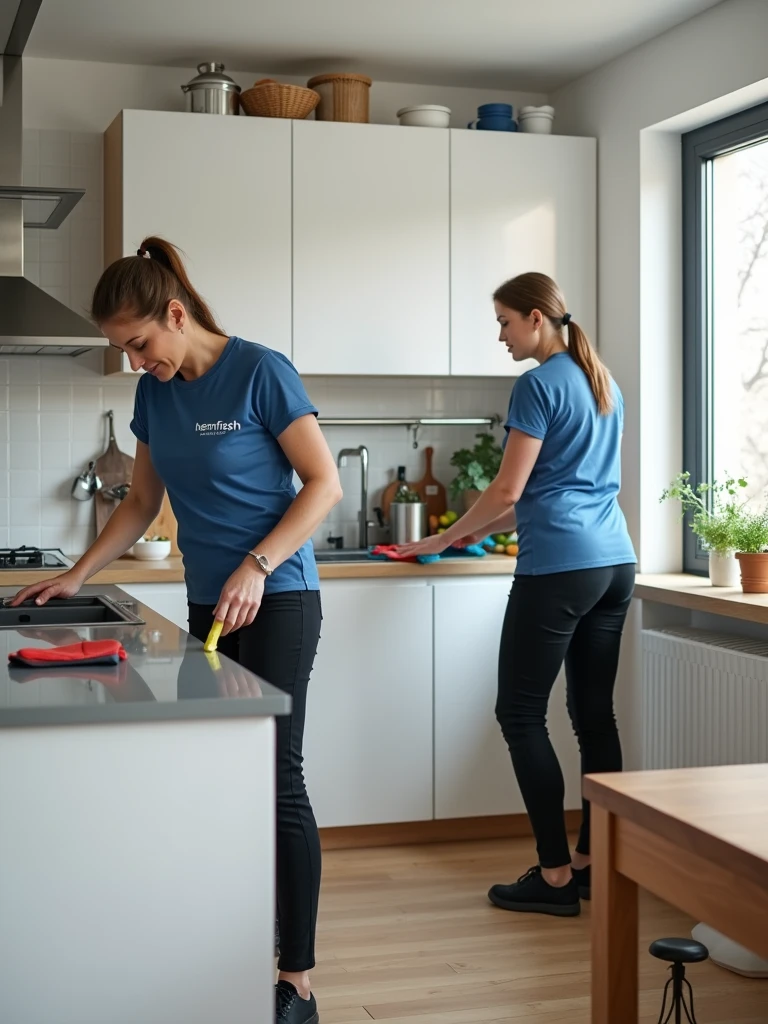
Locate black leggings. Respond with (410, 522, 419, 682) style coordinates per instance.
(496, 564, 635, 869)
(186, 591, 322, 973)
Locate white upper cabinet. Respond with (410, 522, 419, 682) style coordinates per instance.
(450, 131, 596, 377)
(106, 114, 596, 378)
(105, 111, 292, 358)
(292, 121, 450, 376)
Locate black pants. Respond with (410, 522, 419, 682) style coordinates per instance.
(187, 591, 322, 973)
(495, 564, 635, 869)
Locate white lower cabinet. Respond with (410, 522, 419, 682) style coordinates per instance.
(433, 578, 582, 819)
(118, 584, 189, 631)
(303, 579, 434, 828)
(128, 576, 583, 829)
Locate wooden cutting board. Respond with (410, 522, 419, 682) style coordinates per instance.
(412, 446, 447, 519)
(147, 491, 181, 556)
(94, 410, 135, 537)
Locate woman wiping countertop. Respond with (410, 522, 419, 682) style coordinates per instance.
(10, 237, 340, 1024)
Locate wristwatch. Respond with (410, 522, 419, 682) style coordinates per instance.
(248, 551, 273, 577)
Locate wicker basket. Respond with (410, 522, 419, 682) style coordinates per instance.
(240, 79, 319, 120)
(307, 73, 372, 123)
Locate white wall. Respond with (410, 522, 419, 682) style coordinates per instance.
(23, 57, 547, 134)
(552, 0, 768, 767)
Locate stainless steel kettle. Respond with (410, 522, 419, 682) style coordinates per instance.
(71, 461, 102, 501)
(182, 62, 241, 115)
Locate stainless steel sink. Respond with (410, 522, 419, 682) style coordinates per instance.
(314, 549, 372, 564)
(0, 596, 145, 629)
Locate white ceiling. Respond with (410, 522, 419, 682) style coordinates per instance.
(28, 0, 723, 91)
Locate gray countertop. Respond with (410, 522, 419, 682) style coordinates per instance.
(0, 585, 291, 728)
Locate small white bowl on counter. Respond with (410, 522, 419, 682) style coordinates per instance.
(132, 538, 172, 560)
(396, 104, 451, 128)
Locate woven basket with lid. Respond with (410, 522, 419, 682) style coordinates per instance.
(240, 79, 319, 119)
(307, 73, 372, 123)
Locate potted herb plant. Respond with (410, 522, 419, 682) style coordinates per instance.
(661, 473, 748, 587)
(733, 510, 768, 593)
(449, 432, 504, 512)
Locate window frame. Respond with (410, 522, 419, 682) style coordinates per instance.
(682, 100, 768, 574)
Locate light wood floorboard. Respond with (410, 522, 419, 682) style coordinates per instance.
(311, 838, 768, 1023)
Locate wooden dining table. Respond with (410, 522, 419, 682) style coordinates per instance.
(585, 763, 768, 1023)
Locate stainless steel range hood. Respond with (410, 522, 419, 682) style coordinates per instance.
(0, 0, 105, 356)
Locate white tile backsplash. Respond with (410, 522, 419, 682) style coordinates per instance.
(5, 127, 514, 557)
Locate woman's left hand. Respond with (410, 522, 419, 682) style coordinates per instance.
(395, 534, 452, 559)
(214, 558, 266, 636)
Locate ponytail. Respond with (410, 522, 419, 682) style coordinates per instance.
(91, 235, 225, 336)
(493, 271, 612, 414)
(564, 320, 613, 415)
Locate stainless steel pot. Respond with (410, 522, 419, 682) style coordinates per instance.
(182, 62, 241, 115)
(390, 501, 427, 545)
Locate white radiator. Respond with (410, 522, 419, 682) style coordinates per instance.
(642, 628, 768, 770)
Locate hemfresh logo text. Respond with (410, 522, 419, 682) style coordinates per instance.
(196, 420, 241, 437)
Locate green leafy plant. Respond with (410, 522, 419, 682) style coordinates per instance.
(449, 433, 504, 499)
(660, 472, 751, 554)
(733, 509, 768, 554)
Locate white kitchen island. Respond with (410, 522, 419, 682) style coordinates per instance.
(0, 587, 288, 1024)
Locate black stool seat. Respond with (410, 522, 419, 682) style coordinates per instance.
(650, 938, 709, 964)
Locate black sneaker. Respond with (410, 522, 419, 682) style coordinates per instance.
(573, 864, 591, 900)
(275, 981, 319, 1024)
(488, 865, 580, 917)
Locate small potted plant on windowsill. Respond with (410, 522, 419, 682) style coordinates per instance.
(449, 432, 504, 512)
(733, 511, 768, 593)
(661, 473, 748, 587)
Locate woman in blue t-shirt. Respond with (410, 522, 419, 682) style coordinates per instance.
(399, 272, 636, 918)
(13, 236, 340, 1024)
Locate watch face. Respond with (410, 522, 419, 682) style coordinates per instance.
(252, 552, 271, 574)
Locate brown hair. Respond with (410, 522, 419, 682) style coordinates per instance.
(493, 272, 613, 415)
(91, 236, 224, 335)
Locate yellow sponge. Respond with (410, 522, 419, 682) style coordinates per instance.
(205, 650, 222, 673)
(204, 619, 223, 653)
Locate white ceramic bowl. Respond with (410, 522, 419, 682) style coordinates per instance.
(132, 539, 172, 560)
(397, 104, 451, 128)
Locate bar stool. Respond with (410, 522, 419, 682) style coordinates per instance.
(650, 937, 709, 1023)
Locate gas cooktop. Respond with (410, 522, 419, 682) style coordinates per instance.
(0, 547, 72, 570)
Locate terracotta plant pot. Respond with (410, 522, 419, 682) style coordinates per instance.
(736, 552, 768, 593)
(462, 489, 482, 512)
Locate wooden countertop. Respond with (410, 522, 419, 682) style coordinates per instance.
(635, 572, 768, 626)
(318, 555, 516, 579)
(1, 554, 516, 588)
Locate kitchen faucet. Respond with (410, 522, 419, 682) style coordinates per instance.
(337, 446, 369, 550)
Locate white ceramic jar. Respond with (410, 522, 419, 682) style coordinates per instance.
(518, 105, 555, 135)
(396, 104, 451, 128)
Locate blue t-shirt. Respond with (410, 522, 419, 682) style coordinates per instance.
(131, 337, 320, 604)
(504, 353, 636, 576)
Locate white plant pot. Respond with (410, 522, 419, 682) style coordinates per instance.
(708, 550, 740, 588)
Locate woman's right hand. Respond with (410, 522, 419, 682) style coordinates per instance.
(9, 569, 86, 608)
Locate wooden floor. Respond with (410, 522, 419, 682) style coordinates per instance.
(312, 837, 768, 1023)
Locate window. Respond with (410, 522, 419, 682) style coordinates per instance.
(683, 102, 768, 573)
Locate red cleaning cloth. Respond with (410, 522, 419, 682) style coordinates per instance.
(8, 640, 127, 668)
(370, 544, 418, 562)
